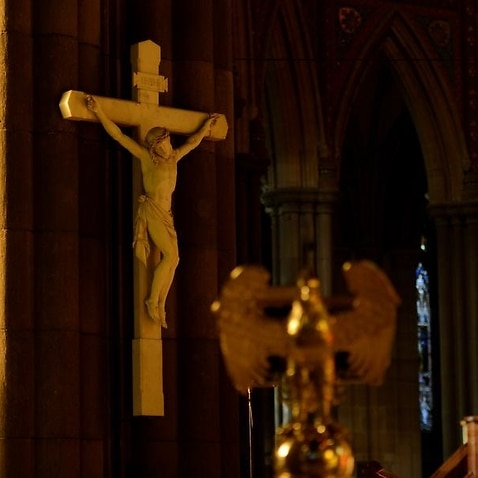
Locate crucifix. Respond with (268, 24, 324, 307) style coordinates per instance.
(59, 40, 228, 416)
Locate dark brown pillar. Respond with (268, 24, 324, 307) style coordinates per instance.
(170, 1, 237, 477)
(32, 0, 81, 476)
(77, 1, 110, 477)
(212, 0, 241, 476)
(0, 1, 35, 476)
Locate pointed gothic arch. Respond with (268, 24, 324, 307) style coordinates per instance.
(334, 9, 467, 203)
(261, 1, 327, 190)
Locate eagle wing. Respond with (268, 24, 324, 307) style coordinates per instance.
(212, 265, 289, 394)
(332, 260, 401, 386)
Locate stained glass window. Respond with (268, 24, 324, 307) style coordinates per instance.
(416, 246, 433, 432)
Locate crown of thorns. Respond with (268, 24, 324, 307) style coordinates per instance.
(146, 127, 170, 146)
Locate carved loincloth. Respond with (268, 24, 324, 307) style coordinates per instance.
(133, 194, 177, 266)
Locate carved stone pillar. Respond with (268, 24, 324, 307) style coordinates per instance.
(0, 1, 35, 476)
(33, 0, 81, 476)
(430, 201, 478, 457)
(261, 188, 338, 294)
(169, 1, 237, 477)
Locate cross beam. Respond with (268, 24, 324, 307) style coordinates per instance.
(59, 89, 228, 140)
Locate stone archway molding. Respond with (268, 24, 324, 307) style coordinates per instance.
(334, 8, 467, 204)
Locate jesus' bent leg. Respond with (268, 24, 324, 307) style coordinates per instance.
(145, 246, 179, 327)
(144, 214, 179, 327)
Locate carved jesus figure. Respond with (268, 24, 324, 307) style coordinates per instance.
(86, 94, 219, 327)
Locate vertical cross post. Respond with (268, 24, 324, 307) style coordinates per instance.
(131, 40, 168, 417)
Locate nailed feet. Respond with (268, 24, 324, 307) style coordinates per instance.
(145, 299, 167, 328)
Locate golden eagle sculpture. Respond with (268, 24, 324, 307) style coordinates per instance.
(211, 260, 401, 394)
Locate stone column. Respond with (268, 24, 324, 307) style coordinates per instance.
(261, 188, 337, 292)
(211, 1, 242, 475)
(0, 0, 35, 477)
(462, 204, 478, 408)
(77, 1, 110, 476)
(32, 0, 82, 476)
(260, 185, 338, 475)
(430, 201, 478, 458)
(170, 1, 237, 477)
(315, 192, 337, 297)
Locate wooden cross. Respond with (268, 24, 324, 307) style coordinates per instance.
(59, 40, 228, 416)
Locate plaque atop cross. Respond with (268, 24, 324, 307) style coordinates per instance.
(59, 40, 228, 417)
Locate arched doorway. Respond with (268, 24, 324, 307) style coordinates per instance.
(336, 55, 441, 478)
